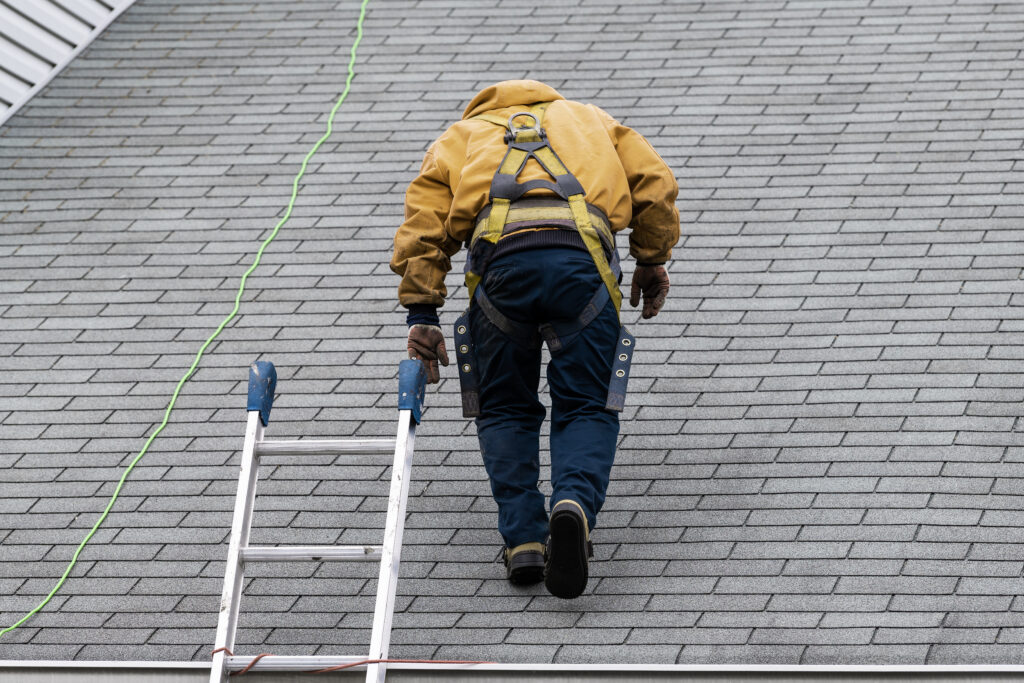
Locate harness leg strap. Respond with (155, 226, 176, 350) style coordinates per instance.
(475, 285, 540, 349)
(538, 283, 610, 354)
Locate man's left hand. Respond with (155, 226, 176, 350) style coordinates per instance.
(629, 264, 670, 319)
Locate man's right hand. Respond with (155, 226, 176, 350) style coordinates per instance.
(407, 324, 449, 384)
(629, 264, 670, 319)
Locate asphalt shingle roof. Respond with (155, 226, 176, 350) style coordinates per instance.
(2, 0, 1024, 667)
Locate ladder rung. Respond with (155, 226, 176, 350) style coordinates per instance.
(225, 655, 367, 672)
(255, 438, 395, 457)
(240, 545, 383, 562)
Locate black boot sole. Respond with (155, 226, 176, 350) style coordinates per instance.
(544, 507, 589, 599)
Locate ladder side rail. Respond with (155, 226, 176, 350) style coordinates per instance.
(210, 410, 264, 683)
(366, 408, 417, 683)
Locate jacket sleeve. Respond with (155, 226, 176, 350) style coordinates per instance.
(390, 142, 463, 308)
(599, 110, 680, 264)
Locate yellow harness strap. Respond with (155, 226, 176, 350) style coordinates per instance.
(570, 194, 622, 312)
(479, 103, 550, 247)
(467, 102, 622, 314)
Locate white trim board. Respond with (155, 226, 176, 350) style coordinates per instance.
(0, 0, 137, 127)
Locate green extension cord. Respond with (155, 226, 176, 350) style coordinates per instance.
(0, 0, 372, 638)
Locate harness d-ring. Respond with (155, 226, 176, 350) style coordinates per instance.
(505, 112, 543, 143)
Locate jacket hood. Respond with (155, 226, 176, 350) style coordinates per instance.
(462, 80, 565, 119)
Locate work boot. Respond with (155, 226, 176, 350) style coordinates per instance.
(504, 542, 546, 585)
(544, 500, 593, 599)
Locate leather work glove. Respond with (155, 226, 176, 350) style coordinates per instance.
(407, 324, 449, 384)
(629, 264, 670, 319)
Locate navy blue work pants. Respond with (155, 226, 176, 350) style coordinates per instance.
(469, 247, 620, 548)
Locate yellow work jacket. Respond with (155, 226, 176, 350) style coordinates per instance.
(390, 80, 680, 308)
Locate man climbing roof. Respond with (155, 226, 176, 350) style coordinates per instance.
(391, 80, 679, 599)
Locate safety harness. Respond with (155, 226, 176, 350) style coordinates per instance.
(454, 103, 635, 418)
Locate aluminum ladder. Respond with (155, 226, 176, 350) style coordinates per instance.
(210, 359, 427, 683)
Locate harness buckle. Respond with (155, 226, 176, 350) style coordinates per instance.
(504, 112, 545, 143)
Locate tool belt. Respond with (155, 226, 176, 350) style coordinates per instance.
(454, 103, 634, 418)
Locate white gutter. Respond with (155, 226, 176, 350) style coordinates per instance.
(3, 660, 1024, 682)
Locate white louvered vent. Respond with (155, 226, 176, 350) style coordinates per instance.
(0, 0, 136, 126)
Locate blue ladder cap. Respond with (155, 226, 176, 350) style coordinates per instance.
(247, 361, 277, 426)
(398, 359, 427, 424)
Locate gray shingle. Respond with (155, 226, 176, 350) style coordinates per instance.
(677, 644, 803, 664)
(803, 644, 929, 664)
(929, 645, 1024, 664)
